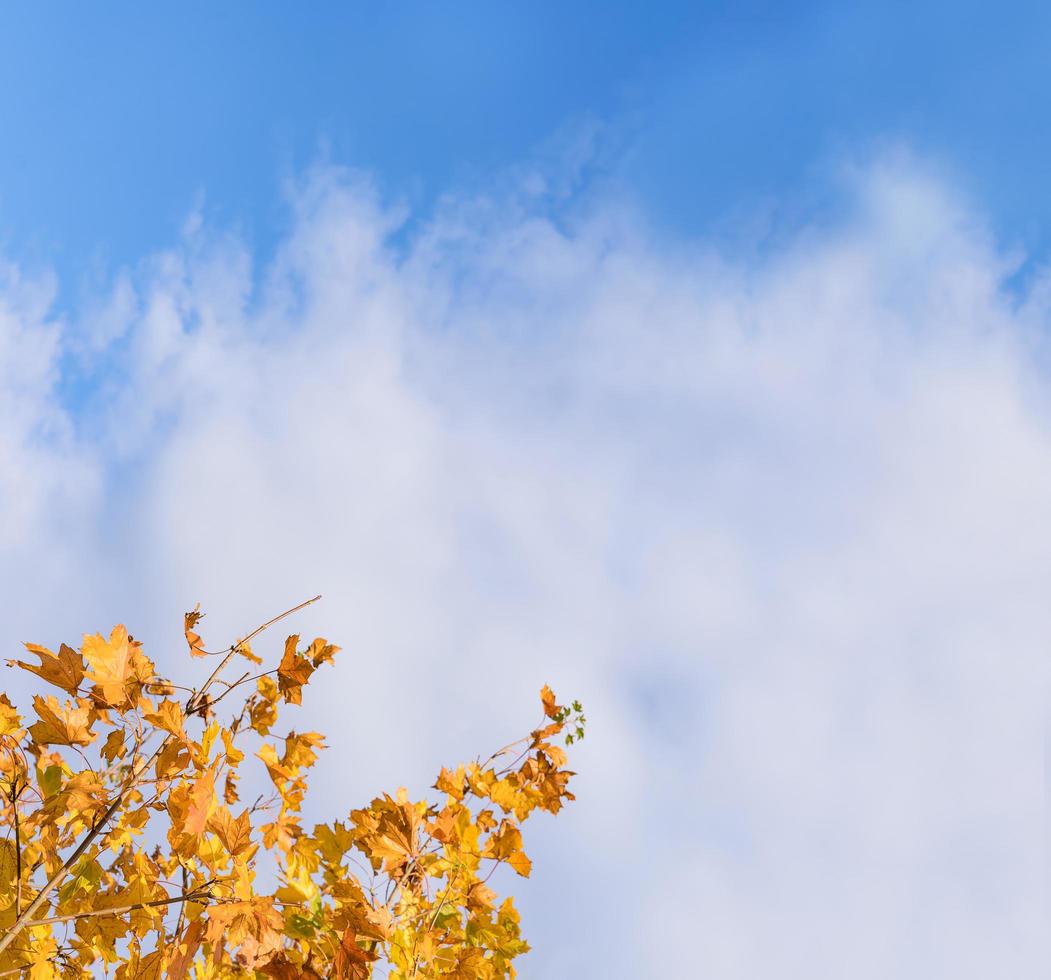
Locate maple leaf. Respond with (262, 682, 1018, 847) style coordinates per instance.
(117, 947, 165, 980)
(11, 642, 85, 695)
(483, 820, 524, 862)
(28, 694, 95, 747)
(209, 806, 255, 857)
(332, 927, 377, 980)
(467, 881, 497, 912)
(101, 728, 126, 764)
(143, 698, 187, 742)
(261, 956, 324, 980)
(540, 683, 559, 719)
(155, 739, 191, 781)
(182, 767, 216, 836)
(507, 850, 532, 877)
(281, 731, 325, 772)
(223, 771, 240, 805)
(276, 635, 315, 705)
(356, 794, 423, 875)
(249, 676, 280, 734)
(206, 898, 284, 967)
(260, 810, 301, 852)
(435, 765, 466, 801)
(184, 604, 207, 658)
(82, 625, 135, 705)
(305, 637, 339, 668)
(235, 639, 263, 665)
(63, 771, 110, 821)
(257, 742, 292, 788)
(0, 694, 22, 736)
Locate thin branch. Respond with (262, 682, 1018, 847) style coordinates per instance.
(205, 667, 279, 711)
(10, 780, 21, 919)
(480, 734, 532, 769)
(218, 671, 251, 690)
(195, 594, 322, 658)
(174, 864, 188, 942)
(22, 885, 214, 928)
(187, 595, 320, 715)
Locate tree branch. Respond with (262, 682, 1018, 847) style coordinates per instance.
(21, 884, 215, 928)
(9, 780, 21, 919)
(187, 594, 320, 714)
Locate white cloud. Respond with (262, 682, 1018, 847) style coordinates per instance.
(1, 152, 1047, 976)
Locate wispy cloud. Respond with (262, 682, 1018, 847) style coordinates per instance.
(0, 151, 1045, 976)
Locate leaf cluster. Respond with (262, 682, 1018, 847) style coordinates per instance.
(0, 598, 582, 979)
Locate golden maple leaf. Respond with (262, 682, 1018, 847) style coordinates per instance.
(11, 642, 85, 695)
(28, 694, 95, 747)
(82, 626, 135, 706)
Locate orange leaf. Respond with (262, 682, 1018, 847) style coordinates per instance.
(507, 849, 532, 877)
(28, 695, 94, 747)
(82, 625, 135, 705)
(183, 767, 216, 835)
(11, 642, 84, 695)
(168, 919, 204, 980)
(143, 699, 187, 742)
(184, 604, 207, 658)
(276, 635, 315, 705)
(333, 928, 376, 980)
(209, 806, 254, 857)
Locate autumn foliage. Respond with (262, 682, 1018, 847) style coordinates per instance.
(0, 597, 584, 978)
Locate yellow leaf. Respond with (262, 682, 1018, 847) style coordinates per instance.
(155, 739, 190, 780)
(507, 850, 532, 878)
(0, 694, 22, 736)
(143, 699, 187, 742)
(435, 765, 466, 801)
(28, 695, 94, 747)
(102, 728, 126, 763)
(488, 777, 521, 813)
(82, 625, 134, 706)
(221, 727, 244, 765)
(249, 676, 279, 735)
(183, 768, 216, 835)
(281, 731, 325, 772)
(234, 639, 263, 665)
(260, 810, 300, 852)
(305, 636, 339, 668)
(209, 807, 255, 857)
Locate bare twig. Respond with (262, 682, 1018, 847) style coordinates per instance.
(174, 864, 188, 941)
(187, 595, 320, 715)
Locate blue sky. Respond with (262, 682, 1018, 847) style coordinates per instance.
(4, 1, 1051, 293)
(0, 6, 1046, 977)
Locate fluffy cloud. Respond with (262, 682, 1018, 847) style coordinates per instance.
(1, 153, 1045, 976)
